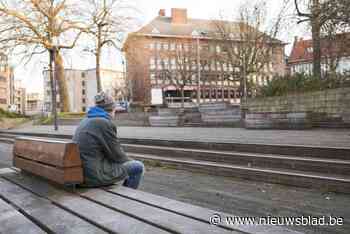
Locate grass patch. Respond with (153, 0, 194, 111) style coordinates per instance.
(59, 112, 85, 119)
(0, 108, 25, 119)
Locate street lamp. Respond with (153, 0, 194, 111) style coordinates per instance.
(195, 31, 207, 105)
(49, 36, 59, 131)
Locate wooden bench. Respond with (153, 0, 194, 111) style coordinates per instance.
(0, 168, 302, 234)
(12, 137, 83, 186)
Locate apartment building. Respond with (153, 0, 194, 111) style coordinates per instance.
(26, 92, 44, 116)
(123, 8, 286, 106)
(14, 80, 26, 115)
(43, 68, 126, 113)
(0, 52, 15, 110)
(288, 34, 350, 76)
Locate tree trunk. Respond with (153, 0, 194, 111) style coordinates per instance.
(311, 0, 322, 78)
(96, 24, 102, 93)
(96, 49, 102, 92)
(54, 51, 70, 112)
(181, 86, 185, 109)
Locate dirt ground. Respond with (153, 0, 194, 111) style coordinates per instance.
(141, 165, 350, 234)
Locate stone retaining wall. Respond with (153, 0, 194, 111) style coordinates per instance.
(245, 88, 350, 129)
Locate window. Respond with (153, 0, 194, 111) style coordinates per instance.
(184, 44, 189, 52)
(82, 80, 85, 86)
(150, 42, 155, 50)
(81, 72, 85, 78)
(82, 98, 86, 104)
(82, 90, 85, 95)
(150, 57, 156, 69)
(157, 43, 162, 51)
(177, 44, 182, 50)
(170, 43, 176, 51)
(163, 43, 169, 50)
(211, 61, 215, 71)
(157, 59, 162, 70)
(171, 58, 176, 70)
(216, 45, 221, 53)
(82, 107, 86, 112)
(216, 61, 221, 71)
(223, 63, 227, 71)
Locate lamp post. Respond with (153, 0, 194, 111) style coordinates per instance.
(50, 37, 59, 131)
(196, 31, 207, 105)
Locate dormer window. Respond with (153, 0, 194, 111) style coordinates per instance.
(307, 47, 313, 53)
(191, 30, 199, 36)
(151, 27, 160, 34)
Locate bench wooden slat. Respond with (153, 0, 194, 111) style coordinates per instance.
(0, 176, 107, 234)
(0, 198, 45, 234)
(13, 137, 81, 168)
(107, 186, 302, 234)
(14, 156, 83, 185)
(79, 189, 239, 234)
(2, 171, 171, 234)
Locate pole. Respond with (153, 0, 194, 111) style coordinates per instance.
(196, 37, 201, 104)
(50, 48, 58, 131)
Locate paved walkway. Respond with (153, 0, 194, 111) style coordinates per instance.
(4, 125, 350, 148)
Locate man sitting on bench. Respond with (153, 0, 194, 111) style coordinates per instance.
(73, 91, 144, 189)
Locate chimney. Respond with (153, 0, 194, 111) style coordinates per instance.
(171, 8, 187, 24)
(158, 9, 165, 17)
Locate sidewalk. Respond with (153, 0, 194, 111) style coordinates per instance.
(4, 125, 350, 148)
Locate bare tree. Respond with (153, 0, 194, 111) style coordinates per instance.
(159, 43, 204, 109)
(294, 0, 335, 78)
(321, 0, 350, 28)
(295, 0, 350, 77)
(83, 0, 137, 92)
(0, 0, 85, 112)
(213, 0, 288, 101)
(322, 23, 349, 75)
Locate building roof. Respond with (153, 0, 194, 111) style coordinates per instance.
(137, 16, 241, 38)
(123, 8, 284, 50)
(288, 33, 350, 64)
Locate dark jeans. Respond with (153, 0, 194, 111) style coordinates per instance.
(122, 160, 145, 189)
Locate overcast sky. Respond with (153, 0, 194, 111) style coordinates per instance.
(13, 0, 309, 93)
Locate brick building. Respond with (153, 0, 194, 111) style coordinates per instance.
(123, 8, 286, 106)
(288, 34, 350, 76)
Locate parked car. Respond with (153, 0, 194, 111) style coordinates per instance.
(114, 101, 128, 113)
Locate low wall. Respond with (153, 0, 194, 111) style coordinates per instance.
(245, 88, 350, 129)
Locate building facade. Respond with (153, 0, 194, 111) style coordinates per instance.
(14, 80, 26, 115)
(43, 68, 126, 113)
(288, 34, 350, 76)
(26, 92, 43, 116)
(0, 53, 15, 110)
(123, 8, 286, 106)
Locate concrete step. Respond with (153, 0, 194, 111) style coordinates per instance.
(120, 138, 350, 160)
(123, 144, 350, 175)
(1, 131, 349, 160)
(130, 153, 350, 194)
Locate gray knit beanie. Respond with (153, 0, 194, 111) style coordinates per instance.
(95, 91, 115, 111)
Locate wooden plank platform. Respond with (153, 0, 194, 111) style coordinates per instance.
(0, 168, 303, 234)
(0, 199, 45, 234)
